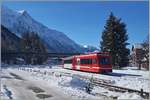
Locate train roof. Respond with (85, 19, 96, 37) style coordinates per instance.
(80, 52, 109, 55)
(76, 52, 109, 57)
(63, 52, 110, 60)
(63, 56, 74, 60)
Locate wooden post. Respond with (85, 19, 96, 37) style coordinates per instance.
(140, 89, 143, 97)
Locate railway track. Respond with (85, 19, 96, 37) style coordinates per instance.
(19, 67, 150, 99)
(60, 72, 149, 99)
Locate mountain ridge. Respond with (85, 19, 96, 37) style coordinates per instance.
(2, 6, 84, 53)
(1, 25, 21, 52)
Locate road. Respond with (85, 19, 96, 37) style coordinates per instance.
(1, 69, 73, 100)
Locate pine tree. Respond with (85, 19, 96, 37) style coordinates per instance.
(21, 32, 32, 64)
(31, 33, 48, 64)
(115, 20, 130, 67)
(21, 32, 48, 64)
(100, 12, 129, 68)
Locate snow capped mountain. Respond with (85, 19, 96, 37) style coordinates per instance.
(18, 10, 27, 14)
(1, 6, 84, 53)
(82, 45, 99, 52)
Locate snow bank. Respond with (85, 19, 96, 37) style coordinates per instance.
(14, 66, 150, 93)
(31, 72, 97, 100)
(118, 92, 143, 100)
(1, 84, 10, 100)
(113, 68, 149, 79)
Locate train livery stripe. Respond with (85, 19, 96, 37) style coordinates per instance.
(79, 66, 99, 69)
(76, 66, 80, 70)
(64, 64, 72, 69)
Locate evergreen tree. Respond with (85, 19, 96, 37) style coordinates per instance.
(100, 12, 129, 68)
(115, 20, 130, 67)
(21, 32, 48, 64)
(21, 32, 32, 64)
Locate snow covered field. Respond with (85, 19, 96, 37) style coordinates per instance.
(32, 65, 150, 92)
(1, 65, 149, 100)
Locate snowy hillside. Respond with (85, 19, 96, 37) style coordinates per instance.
(1, 6, 84, 53)
(1, 25, 21, 52)
(82, 45, 99, 52)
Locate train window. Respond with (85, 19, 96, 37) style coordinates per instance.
(80, 59, 92, 64)
(92, 59, 97, 64)
(99, 58, 110, 65)
(64, 60, 72, 64)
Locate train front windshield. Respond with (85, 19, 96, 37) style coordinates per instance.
(64, 59, 72, 64)
(99, 57, 110, 65)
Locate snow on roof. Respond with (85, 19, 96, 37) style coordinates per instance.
(134, 43, 142, 49)
(16, 58, 24, 61)
(142, 57, 147, 61)
(63, 56, 75, 60)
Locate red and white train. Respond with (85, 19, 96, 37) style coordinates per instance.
(63, 52, 112, 73)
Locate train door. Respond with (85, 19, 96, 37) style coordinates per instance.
(72, 57, 76, 70)
(76, 58, 80, 70)
(92, 58, 98, 67)
(88, 58, 98, 72)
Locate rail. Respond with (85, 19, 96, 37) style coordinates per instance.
(19, 67, 149, 99)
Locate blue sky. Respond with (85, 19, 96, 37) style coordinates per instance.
(3, 1, 149, 49)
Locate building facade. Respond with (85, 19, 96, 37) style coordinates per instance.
(131, 43, 148, 69)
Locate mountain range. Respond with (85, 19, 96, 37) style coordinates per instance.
(1, 25, 21, 52)
(1, 6, 98, 53)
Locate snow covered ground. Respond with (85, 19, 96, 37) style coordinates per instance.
(1, 65, 149, 100)
(33, 65, 150, 92)
(1, 69, 78, 100)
